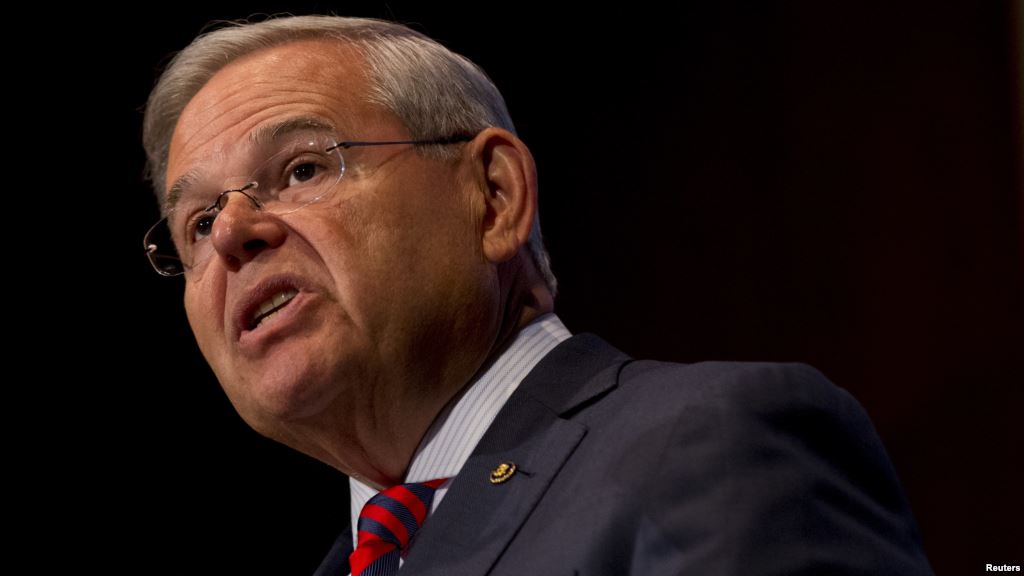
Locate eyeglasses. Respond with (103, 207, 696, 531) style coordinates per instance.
(143, 132, 472, 277)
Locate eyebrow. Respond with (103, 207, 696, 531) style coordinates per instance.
(249, 116, 336, 146)
(165, 116, 338, 213)
(165, 169, 200, 214)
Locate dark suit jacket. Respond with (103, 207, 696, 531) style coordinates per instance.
(315, 334, 933, 575)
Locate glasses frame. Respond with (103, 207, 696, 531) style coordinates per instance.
(143, 134, 474, 277)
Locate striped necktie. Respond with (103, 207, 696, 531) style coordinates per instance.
(349, 478, 447, 576)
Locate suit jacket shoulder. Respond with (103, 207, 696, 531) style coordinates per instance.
(595, 357, 933, 574)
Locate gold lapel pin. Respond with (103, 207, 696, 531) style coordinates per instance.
(489, 462, 517, 484)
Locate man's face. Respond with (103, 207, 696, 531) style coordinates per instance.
(166, 40, 497, 454)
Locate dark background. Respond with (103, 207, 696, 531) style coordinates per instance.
(85, 1, 1023, 573)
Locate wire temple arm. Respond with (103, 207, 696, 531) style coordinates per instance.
(327, 133, 475, 152)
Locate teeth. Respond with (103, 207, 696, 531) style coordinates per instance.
(251, 288, 299, 329)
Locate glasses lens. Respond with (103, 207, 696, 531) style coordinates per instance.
(144, 217, 184, 276)
(144, 132, 345, 277)
(261, 133, 346, 209)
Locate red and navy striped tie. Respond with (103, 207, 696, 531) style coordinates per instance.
(349, 478, 447, 576)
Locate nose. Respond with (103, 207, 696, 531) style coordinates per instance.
(209, 191, 287, 270)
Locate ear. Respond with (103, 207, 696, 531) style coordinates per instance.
(468, 127, 538, 264)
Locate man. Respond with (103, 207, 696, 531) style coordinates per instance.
(142, 15, 933, 575)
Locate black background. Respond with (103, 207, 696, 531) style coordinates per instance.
(62, 1, 1023, 573)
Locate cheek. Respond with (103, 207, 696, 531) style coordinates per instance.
(304, 194, 424, 302)
(183, 281, 226, 360)
(292, 196, 396, 329)
(306, 195, 380, 278)
(300, 173, 482, 318)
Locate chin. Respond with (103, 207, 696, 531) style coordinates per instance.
(225, 361, 341, 430)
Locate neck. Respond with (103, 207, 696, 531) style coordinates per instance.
(489, 262, 555, 364)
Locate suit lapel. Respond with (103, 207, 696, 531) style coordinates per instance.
(401, 334, 630, 576)
(311, 523, 352, 576)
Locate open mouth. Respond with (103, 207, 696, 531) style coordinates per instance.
(249, 288, 299, 330)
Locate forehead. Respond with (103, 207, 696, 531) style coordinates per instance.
(166, 39, 395, 198)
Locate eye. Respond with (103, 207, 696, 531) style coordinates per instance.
(194, 214, 216, 240)
(289, 162, 320, 186)
(184, 206, 220, 245)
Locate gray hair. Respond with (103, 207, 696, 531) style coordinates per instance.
(143, 15, 556, 295)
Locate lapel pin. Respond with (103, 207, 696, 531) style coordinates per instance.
(489, 462, 517, 484)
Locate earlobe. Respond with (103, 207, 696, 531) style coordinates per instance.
(472, 128, 538, 264)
